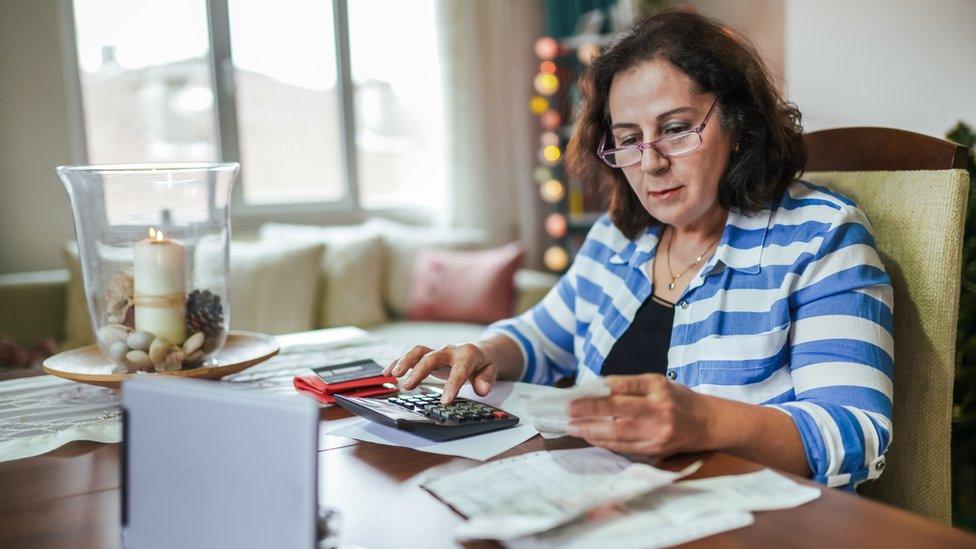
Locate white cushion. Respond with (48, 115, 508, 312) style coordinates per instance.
(228, 240, 325, 335)
(260, 223, 387, 328)
(368, 320, 486, 351)
(365, 218, 488, 318)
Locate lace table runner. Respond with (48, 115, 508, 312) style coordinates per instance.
(0, 329, 402, 463)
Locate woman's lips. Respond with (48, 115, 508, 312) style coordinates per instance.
(649, 186, 683, 200)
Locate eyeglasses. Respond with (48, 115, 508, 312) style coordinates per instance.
(597, 98, 719, 168)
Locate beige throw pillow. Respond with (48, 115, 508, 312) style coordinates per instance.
(227, 240, 324, 335)
(259, 223, 387, 328)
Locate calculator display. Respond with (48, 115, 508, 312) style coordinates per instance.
(312, 359, 386, 385)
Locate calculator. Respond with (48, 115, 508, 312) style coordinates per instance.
(333, 393, 520, 442)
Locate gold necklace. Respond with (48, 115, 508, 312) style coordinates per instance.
(664, 228, 719, 291)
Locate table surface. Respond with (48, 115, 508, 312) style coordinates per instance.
(1, 368, 975, 549)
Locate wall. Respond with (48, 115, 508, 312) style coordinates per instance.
(785, 0, 976, 137)
(690, 0, 785, 91)
(0, 0, 80, 274)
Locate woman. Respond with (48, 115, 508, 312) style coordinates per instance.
(384, 10, 893, 490)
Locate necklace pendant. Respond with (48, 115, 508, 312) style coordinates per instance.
(668, 281, 676, 290)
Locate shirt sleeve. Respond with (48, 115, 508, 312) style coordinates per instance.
(481, 255, 581, 386)
(765, 204, 894, 490)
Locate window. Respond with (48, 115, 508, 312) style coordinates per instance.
(72, 0, 219, 164)
(70, 0, 446, 214)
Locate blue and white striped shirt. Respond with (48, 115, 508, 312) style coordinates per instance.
(487, 180, 893, 490)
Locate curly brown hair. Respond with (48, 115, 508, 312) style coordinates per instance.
(565, 9, 807, 239)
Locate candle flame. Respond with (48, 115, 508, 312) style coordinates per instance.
(148, 227, 165, 242)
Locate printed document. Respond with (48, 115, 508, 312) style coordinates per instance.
(422, 447, 700, 540)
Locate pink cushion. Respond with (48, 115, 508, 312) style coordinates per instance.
(407, 243, 525, 324)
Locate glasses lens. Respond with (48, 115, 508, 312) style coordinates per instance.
(603, 147, 641, 167)
(657, 132, 701, 156)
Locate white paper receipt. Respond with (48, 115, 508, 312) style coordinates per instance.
(518, 378, 611, 436)
(422, 447, 700, 541)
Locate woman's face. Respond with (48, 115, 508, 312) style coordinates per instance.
(607, 58, 733, 231)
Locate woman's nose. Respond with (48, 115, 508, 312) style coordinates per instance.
(640, 144, 669, 175)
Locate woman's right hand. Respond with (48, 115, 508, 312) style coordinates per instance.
(382, 343, 498, 405)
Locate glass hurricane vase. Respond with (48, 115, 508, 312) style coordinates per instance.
(56, 163, 239, 373)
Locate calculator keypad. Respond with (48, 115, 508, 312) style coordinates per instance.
(386, 395, 508, 424)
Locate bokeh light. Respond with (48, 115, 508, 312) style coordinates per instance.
(542, 145, 562, 163)
(543, 246, 570, 272)
(541, 109, 561, 131)
(534, 73, 559, 96)
(533, 167, 553, 184)
(534, 36, 559, 60)
(545, 213, 568, 238)
(540, 179, 565, 203)
(541, 131, 560, 147)
(539, 61, 557, 74)
(529, 95, 549, 115)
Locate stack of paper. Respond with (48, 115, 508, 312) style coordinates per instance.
(422, 447, 701, 540)
(423, 447, 821, 547)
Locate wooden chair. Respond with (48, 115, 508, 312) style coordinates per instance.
(802, 127, 970, 524)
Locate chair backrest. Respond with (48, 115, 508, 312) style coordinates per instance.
(803, 127, 970, 524)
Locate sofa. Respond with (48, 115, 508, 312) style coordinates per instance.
(0, 218, 558, 360)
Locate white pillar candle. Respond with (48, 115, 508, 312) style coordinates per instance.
(133, 227, 187, 344)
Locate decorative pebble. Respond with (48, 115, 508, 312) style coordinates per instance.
(126, 331, 155, 351)
(97, 325, 129, 347)
(183, 332, 205, 355)
(126, 350, 151, 368)
(149, 337, 172, 366)
(108, 341, 129, 362)
(157, 350, 185, 372)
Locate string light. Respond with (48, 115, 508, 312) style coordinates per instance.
(540, 179, 565, 203)
(533, 167, 553, 184)
(545, 213, 568, 238)
(541, 110, 561, 131)
(541, 132, 560, 147)
(530, 96, 549, 115)
(534, 36, 559, 60)
(534, 73, 559, 96)
(542, 145, 562, 163)
(543, 246, 570, 272)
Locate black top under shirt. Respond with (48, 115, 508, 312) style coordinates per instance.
(600, 294, 675, 376)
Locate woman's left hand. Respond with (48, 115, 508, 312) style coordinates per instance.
(566, 374, 714, 456)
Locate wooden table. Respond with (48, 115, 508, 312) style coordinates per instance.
(0, 375, 974, 548)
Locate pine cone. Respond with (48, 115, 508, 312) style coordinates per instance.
(186, 289, 225, 338)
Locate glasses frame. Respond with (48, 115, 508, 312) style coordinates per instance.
(597, 98, 720, 168)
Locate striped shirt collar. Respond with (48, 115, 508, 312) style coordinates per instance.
(608, 206, 772, 275)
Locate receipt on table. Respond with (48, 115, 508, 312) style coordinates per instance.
(518, 378, 611, 437)
(636, 468, 821, 522)
(506, 468, 820, 549)
(422, 447, 700, 541)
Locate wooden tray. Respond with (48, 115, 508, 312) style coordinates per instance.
(43, 331, 279, 389)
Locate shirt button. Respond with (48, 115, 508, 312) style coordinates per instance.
(666, 370, 677, 380)
(679, 301, 688, 310)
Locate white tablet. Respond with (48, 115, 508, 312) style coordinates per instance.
(121, 376, 319, 549)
